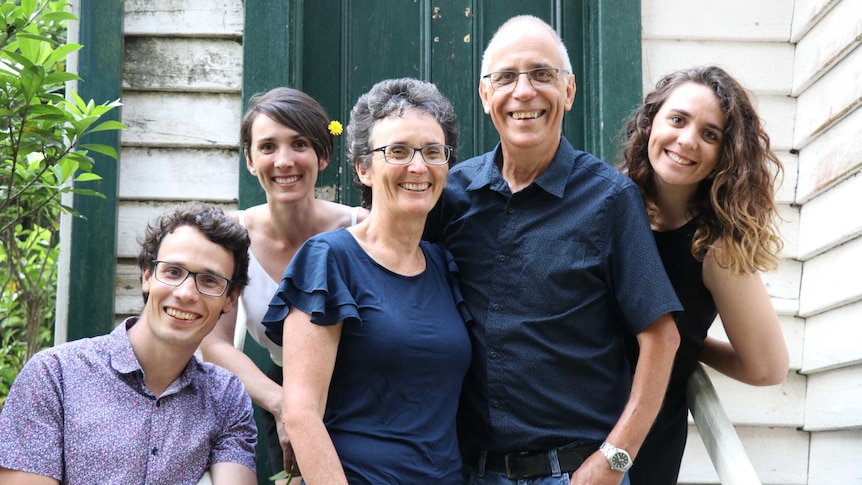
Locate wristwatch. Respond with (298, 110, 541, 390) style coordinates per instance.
(599, 441, 633, 472)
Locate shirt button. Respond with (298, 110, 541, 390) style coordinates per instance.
(508, 208, 514, 214)
(490, 351, 497, 358)
(491, 400, 500, 408)
(498, 254, 506, 262)
(491, 303, 500, 311)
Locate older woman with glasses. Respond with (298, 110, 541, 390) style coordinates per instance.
(262, 78, 471, 484)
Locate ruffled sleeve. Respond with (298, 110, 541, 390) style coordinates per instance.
(262, 234, 360, 346)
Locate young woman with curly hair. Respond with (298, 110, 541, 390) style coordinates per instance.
(619, 65, 790, 484)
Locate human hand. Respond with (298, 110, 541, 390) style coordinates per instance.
(268, 436, 298, 483)
(276, 417, 300, 478)
(569, 452, 624, 485)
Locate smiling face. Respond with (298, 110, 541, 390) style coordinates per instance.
(478, 21, 575, 158)
(246, 113, 328, 204)
(648, 82, 725, 195)
(139, 225, 237, 351)
(357, 110, 448, 218)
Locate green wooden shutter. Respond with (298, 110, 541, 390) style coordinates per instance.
(65, 0, 124, 341)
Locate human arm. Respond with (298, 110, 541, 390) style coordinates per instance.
(699, 244, 789, 385)
(571, 313, 680, 485)
(199, 305, 294, 471)
(208, 462, 256, 485)
(200, 370, 259, 484)
(0, 352, 65, 482)
(281, 306, 347, 485)
(0, 468, 58, 485)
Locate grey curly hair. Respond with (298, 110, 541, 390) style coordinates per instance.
(346, 78, 459, 208)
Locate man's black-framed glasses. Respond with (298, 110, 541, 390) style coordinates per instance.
(152, 260, 232, 297)
(482, 67, 568, 91)
(371, 144, 452, 166)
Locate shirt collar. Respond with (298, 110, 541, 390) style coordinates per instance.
(108, 316, 144, 376)
(466, 136, 576, 198)
(465, 144, 503, 192)
(107, 316, 199, 395)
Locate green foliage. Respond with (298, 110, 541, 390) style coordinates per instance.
(0, 0, 125, 409)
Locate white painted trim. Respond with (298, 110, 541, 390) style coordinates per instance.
(686, 365, 762, 484)
(55, 0, 83, 346)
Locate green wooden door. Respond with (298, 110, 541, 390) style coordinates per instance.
(241, 0, 642, 208)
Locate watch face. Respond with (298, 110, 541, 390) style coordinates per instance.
(610, 452, 629, 468)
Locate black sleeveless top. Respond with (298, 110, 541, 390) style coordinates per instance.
(628, 218, 721, 484)
(654, 217, 719, 395)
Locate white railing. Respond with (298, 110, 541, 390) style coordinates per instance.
(686, 364, 762, 485)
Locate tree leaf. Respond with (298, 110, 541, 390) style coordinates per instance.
(35, 11, 78, 25)
(79, 143, 118, 159)
(20, 0, 37, 16)
(19, 64, 45, 101)
(42, 70, 79, 85)
(85, 120, 126, 134)
(69, 188, 106, 199)
(42, 43, 81, 71)
(74, 173, 102, 182)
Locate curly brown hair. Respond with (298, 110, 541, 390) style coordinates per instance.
(137, 202, 250, 303)
(619, 66, 783, 273)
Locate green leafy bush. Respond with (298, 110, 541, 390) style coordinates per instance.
(0, 0, 124, 409)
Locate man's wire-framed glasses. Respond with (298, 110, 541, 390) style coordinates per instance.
(371, 144, 452, 166)
(482, 67, 568, 91)
(152, 260, 232, 297)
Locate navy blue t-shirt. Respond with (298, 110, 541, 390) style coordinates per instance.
(263, 228, 471, 483)
(425, 136, 681, 452)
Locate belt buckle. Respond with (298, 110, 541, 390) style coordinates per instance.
(503, 451, 530, 479)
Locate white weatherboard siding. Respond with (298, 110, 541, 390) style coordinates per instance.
(123, 0, 244, 38)
(682, 426, 809, 484)
(808, 430, 862, 485)
(119, 147, 239, 202)
(116, 0, 244, 322)
(791, 0, 862, 95)
(792, 0, 862, 477)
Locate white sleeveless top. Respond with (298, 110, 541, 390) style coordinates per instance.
(236, 208, 360, 366)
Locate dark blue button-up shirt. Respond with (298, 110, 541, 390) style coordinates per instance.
(425, 136, 681, 452)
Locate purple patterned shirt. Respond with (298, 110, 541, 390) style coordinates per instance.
(0, 317, 257, 484)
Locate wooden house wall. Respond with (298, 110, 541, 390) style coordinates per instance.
(115, 0, 244, 320)
(791, 0, 862, 484)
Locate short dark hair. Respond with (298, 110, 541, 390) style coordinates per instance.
(138, 202, 250, 302)
(240, 87, 334, 165)
(346, 78, 459, 208)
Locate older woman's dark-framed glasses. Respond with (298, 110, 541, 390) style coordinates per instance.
(371, 144, 451, 166)
(152, 260, 232, 297)
(482, 67, 567, 91)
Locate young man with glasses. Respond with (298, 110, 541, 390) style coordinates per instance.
(424, 15, 681, 485)
(0, 202, 257, 485)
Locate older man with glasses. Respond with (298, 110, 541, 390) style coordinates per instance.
(0, 202, 257, 485)
(424, 15, 682, 485)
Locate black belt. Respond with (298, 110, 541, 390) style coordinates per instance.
(467, 442, 601, 479)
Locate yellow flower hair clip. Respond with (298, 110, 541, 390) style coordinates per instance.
(328, 120, 343, 136)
